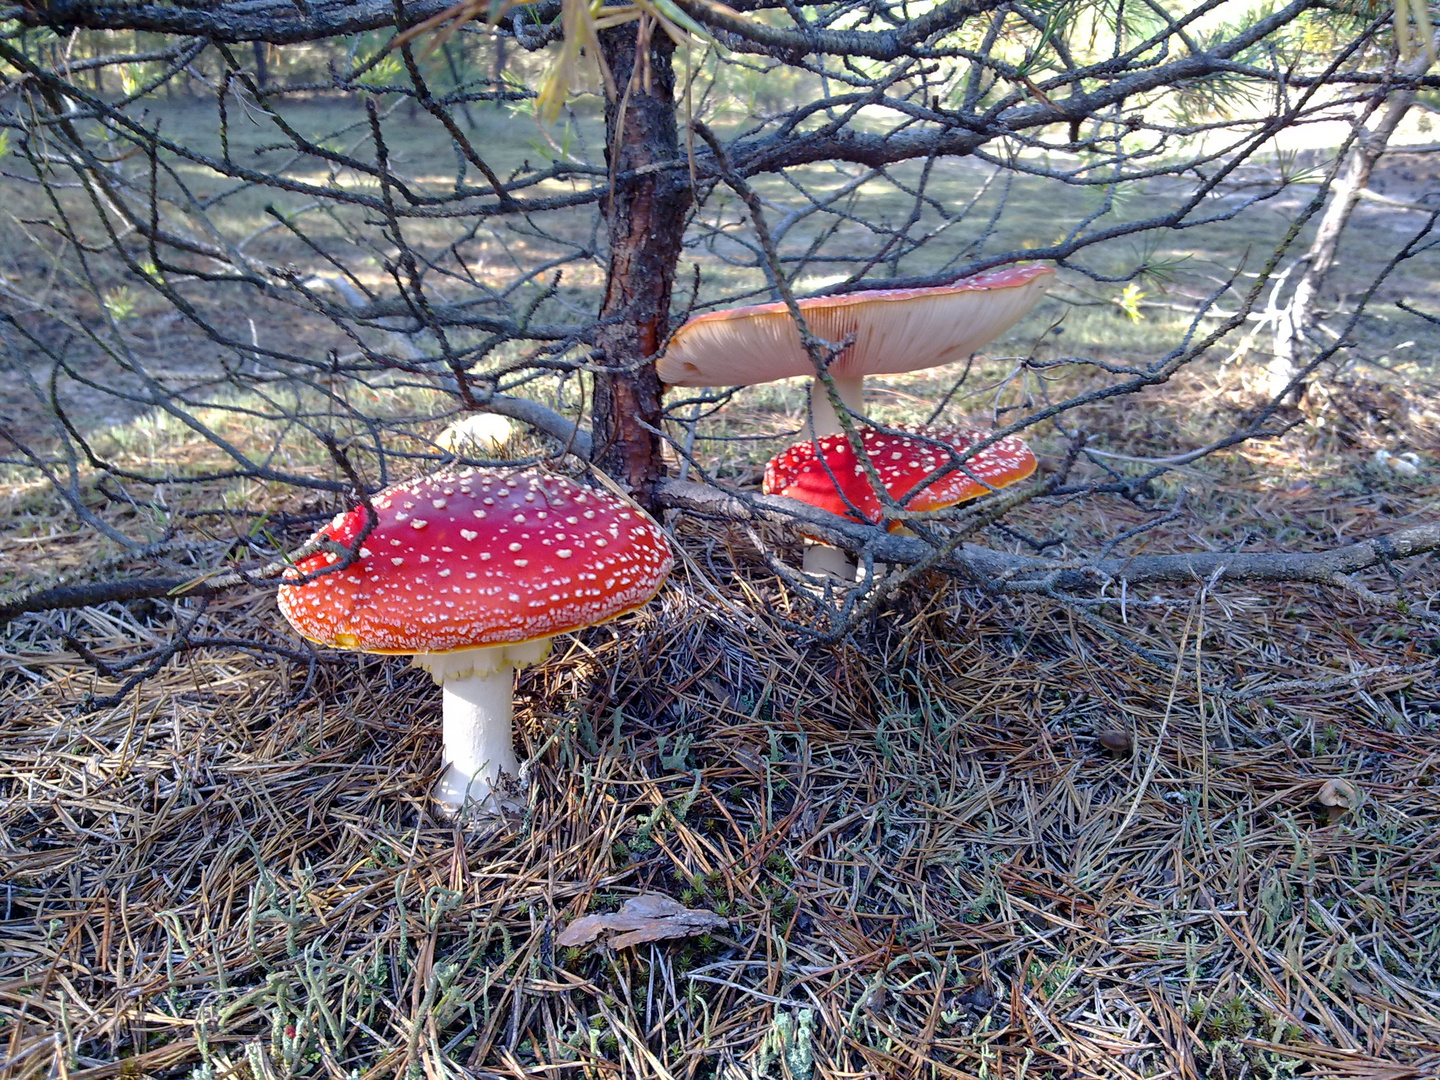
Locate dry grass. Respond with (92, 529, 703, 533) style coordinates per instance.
(4, 245, 1440, 1076)
(5, 93, 1440, 1080)
(4, 430, 1440, 1078)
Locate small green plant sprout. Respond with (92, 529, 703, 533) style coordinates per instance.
(658, 731, 694, 772)
(103, 287, 138, 321)
(1197, 993, 1260, 1040)
(356, 52, 404, 87)
(1115, 282, 1147, 323)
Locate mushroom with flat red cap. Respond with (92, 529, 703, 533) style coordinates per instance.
(277, 467, 673, 816)
(658, 265, 1054, 436)
(763, 426, 1037, 578)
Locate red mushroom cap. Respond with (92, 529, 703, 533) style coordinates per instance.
(763, 426, 1037, 528)
(276, 468, 673, 654)
(657, 265, 1054, 387)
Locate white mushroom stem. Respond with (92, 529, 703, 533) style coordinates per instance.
(804, 375, 868, 577)
(804, 374, 868, 578)
(802, 541, 859, 580)
(807, 374, 866, 438)
(412, 638, 552, 815)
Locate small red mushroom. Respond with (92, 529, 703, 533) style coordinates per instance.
(763, 426, 1037, 577)
(277, 468, 673, 815)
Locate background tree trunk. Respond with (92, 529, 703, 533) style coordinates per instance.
(1266, 48, 1436, 398)
(493, 34, 507, 110)
(440, 42, 476, 127)
(589, 23, 691, 506)
(252, 40, 269, 90)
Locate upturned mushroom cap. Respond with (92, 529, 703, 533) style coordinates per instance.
(657, 265, 1054, 387)
(763, 426, 1037, 527)
(277, 468, 673, 654)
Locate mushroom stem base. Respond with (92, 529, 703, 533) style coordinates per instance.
(803, 541, 858, 581)
(436, 667, 521, 816)
(414, 641, 553, 817)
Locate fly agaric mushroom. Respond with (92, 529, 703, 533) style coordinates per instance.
(276, 468, 673, 815)
(763, 426, 1037, 578)
(657, 265, 1054, 436)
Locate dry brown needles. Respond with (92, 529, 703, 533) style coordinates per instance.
(4, 483, 1440, 1079)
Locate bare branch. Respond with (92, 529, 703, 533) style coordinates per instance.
(655, 479, 1440, 595)
(12, 0, 462, 44)
(0, 577, 221, 623)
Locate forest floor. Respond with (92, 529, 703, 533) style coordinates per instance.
(3, 98, 1440, 1080)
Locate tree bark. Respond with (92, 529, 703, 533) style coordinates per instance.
(19, 0, 461, 43)
(589, 23, 691, 505)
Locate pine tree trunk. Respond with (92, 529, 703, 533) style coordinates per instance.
(590, 23, 690, 506)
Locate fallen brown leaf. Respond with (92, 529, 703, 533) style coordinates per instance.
(1098, 729, 1133, 756)
(557, 894, 728, 950)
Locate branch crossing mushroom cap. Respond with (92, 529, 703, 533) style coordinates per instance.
(764, 426, 1037, 528)
(277, 468, 673, 654)
(657, 265, 1054, 387)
